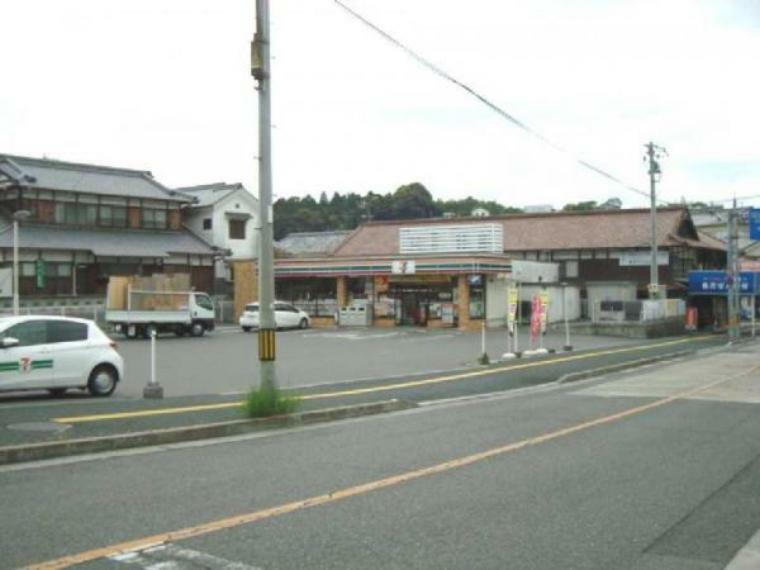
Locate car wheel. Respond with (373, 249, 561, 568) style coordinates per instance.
(299, 318, 309, 329)
(48, 388, 67, 397)
(190, 322, 205, 337)
(87, 365, 118, 397)
(242, 326, 252, 332)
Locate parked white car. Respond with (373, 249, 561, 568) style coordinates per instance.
(239, 302, 311, 332)
(0, 316, 124, 397)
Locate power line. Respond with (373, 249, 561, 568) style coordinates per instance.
(333, 0, 658, 203)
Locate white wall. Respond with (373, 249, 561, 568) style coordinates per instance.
(510, 260, 559, 283)
(213, 190, 258, 260)
(184, 205, 214, 246)
(183, 189, 259, 260)
(485, 275, 508, 327)
(520, 284, 581, 323)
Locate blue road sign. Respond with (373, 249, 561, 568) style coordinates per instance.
(750, 208, 760, 241)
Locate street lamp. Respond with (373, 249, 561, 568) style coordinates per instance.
(12, 210, 31, 316)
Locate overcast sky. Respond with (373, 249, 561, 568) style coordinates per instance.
(1, 0, 758, 209)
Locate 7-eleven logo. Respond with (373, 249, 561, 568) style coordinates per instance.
(20, 357, 32, 373)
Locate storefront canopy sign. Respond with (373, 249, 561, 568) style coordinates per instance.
(688, 271, 760, 295)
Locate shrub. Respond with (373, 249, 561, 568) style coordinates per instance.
(242, 386, 300, 418)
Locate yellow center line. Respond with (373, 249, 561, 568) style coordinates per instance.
(27, 354, 757, 570)
(53, 335, 711, 424)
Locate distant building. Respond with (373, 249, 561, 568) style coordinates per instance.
(232, 206, 726, 328)
(692, 207, 760, 260)
(178, 182, 259, 294)
(0, 153, 216, 306)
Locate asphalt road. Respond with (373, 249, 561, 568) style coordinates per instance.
(0, 333, 723, 446)
(105, 326, 642, 397)
(2, 342, 759, 569)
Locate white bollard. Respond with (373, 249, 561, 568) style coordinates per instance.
(478, 320, 490, 365)
(143, 328, 164, 399)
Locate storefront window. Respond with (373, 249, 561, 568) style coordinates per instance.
(468, 274, 485, 319)
(275, 277, 337, 317)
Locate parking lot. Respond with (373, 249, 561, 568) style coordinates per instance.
(90, 325, 638, 399)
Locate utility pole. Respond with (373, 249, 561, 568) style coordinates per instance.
(644, 142, 666, 299)
(726, 198, 740, 342)
(251, 0, 277, 390)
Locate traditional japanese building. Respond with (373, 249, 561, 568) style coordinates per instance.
(0, 154, 217, 306)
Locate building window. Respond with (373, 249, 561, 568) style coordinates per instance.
(142, 209, 168, 229)
(564, 260, 579, 278)
(203, 218, 212, 230)
(100, 205, 128, 227)
(229, 219, 246, 240)
(54, 203, 97, 226)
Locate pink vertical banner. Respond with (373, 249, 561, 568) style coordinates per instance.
(530, 294, 541, 348)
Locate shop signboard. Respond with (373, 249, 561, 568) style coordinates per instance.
(35, 259, 46, 289)
(391, 260, 416, 275)
(506, 287, 519, 331)
(688, 271, 759, 295)
(750, 208, 760, 240)
(618, 251, 669, 266)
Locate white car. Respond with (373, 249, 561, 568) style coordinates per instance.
(0, 316, 124, 397)
(239, 302, 311, 332)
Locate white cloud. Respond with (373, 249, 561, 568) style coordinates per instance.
(1, 0, 758, 209)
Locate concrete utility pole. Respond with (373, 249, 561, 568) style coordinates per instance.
(644, 142, 665, 299)
(726, 198, 740, 342)
(251, 0, 277, 390)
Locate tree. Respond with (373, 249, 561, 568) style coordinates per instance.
(272, 184, 524, 239)
(390, 183, 441, 219)
(562, 200, 598, 212)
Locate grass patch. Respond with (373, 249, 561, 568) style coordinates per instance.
(242, 386, 300, 418)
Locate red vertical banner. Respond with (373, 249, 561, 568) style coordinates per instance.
(685, 307, 698, 331)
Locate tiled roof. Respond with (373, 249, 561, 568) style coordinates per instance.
(0, 154, 190, 202)
(0, 217, 214, 257)
(176, 182, 253, 208)
(276, 231, 352, 257)
(333, 208, 715, 256)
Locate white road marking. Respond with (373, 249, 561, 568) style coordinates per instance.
(109, 543, 260, 569)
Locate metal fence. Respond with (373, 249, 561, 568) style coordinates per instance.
(592, 299, 686, 323)
(1, 299, 240, 326)
(0, 305, 107, 325)
(292, 299, 339, 318)
(214, 299, 236, 324)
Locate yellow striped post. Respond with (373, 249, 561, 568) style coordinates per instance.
(258, 328, 276, 361)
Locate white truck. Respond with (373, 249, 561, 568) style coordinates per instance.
(105, 276, 216, 339)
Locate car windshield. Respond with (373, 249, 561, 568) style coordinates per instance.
(245, 305, 259, 312)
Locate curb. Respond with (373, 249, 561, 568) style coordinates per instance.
(556, 349, 694, 384)
(0, 399, 417, 466)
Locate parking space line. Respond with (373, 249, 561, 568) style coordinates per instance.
(28, 355, 757, 570)
(51, 336, 711, 424)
